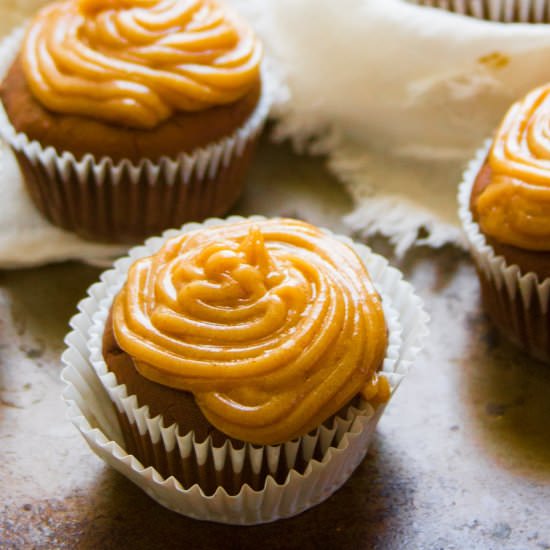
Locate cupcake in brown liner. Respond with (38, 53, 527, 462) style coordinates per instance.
(0, 0, 272, 243)
(62, 215, 427, 523)
(409, 0, 550, 22)
(459, 84, 550, 363)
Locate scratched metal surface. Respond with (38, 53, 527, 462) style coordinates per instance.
(0, 142, 549, 550)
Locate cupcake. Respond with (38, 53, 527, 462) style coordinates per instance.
(459, 84, 550, 362)
(409, 0, 550, 22)
(62, 216, 428, 524)
(0, 0, 271, 243)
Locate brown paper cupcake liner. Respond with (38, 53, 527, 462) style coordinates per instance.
(458, 140, 550, 362)
(410, 0, 550, 22)
(62, 216, 429, 524)
(0, 27, 274, 243)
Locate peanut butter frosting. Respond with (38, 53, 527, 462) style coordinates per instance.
(475, 85, 550, 251)
(112, 219, 388, 445)
(21, 0, 262, 129)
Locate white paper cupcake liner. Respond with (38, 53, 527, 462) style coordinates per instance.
(410, 0, 550, 22)
(458, 140, 550, 361)
(61, 216, 429, 524)
(0, 27, 275, 242)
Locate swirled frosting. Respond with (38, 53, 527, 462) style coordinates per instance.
(21, 0, 262, 129)
(476, 85, 550, 251)
(112, 219, 388, 445)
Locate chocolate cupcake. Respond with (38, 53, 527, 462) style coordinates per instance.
(0, 0, 272, 243)
(62, 216, 428, 524)
(459, 84, 550, 362)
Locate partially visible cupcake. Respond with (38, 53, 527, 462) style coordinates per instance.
(0, 0, 271, 243)
(409, 0, 550, 23)
(61, 216, 429, 523)
(459, 84, 550, 362)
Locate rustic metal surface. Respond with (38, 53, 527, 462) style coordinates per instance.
(1, 142, 549, 549)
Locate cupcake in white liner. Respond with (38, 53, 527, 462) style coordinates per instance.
(61, 216, 429, 524)
(0, 1, 274, 244)
(409, 0, 550, 22)
(459, 128, 550, 362)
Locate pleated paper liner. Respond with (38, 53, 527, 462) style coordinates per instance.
(409, 0, 550, 22)
(459, 140, 550, 362)
(0, 27, 275, 243)
(62, 216, 429, 524)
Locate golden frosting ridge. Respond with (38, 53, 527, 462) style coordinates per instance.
(477, 85, 550, 251)
(112, 219, 388, 445)
(21, 0, 262, 129)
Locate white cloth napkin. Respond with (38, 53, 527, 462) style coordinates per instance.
(227, 0, 550, 252)
(4, 0, 550, 266)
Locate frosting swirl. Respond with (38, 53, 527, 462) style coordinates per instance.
(113, 219, 388, 445)
(22, 0, 262, 129)
(476, 85, 550, 251)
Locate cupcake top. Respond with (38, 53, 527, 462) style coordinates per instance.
(21, 0, 262, 129)
(473, 85, 550, 252)
(112, 219, 388, 445)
